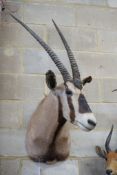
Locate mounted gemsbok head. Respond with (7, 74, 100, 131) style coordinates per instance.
(10, 13, 96, 163)
(96, 125, 117, 175)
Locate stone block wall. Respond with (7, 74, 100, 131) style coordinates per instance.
(0, 0, 117, 174)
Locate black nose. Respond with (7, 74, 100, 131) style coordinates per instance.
(106, 169, 112, 175)
(88, 119, 96, 127)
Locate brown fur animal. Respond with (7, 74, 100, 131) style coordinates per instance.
(96, 125, 117, 175)
(10, 14, 96, 163)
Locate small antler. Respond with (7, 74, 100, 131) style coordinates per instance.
(105, 125, 114, 153)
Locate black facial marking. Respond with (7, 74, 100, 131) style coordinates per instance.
(52, 96, 66, 142)
(67, 96, 75, 122)
(78, 94, 92, 113)
(57, 96, 66, 126)
(66, 89, 73, 96)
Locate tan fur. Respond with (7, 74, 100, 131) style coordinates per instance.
(25, 85, 70, 162)
(106, 152, 117, 175)
(54, 122, 70, 160)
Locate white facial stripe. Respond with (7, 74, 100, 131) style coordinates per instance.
(71, 94, 79, 121)
(66, 82, 80, 121)
(59, 91, 70, 121)
(66, 82, 81, 94)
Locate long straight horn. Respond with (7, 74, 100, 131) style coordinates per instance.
(10, 13, 72, 82)
(105, 125, 114, 153)
(52, 20, 81, 81)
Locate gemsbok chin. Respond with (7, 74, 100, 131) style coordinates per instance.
(10, 13, 96, 163)
(96, 125, 117, 175)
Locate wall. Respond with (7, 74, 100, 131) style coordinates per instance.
(0, 0, 117, 174)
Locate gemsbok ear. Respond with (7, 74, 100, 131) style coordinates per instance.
(95, 146, 107, 160)
(46, 70, 57, 90)
(82, 76, 92, 86)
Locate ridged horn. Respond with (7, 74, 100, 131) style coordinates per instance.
(52, 19, 81, 81)
(10, 13, 72, 82)
(105, 125, 114, 153)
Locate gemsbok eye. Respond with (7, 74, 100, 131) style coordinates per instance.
(66, 90, 73, 96)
